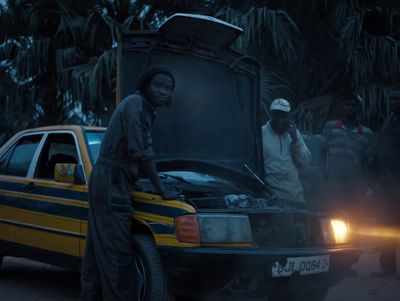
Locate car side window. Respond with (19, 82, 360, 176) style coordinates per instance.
(0, 135, 43, 177)
(0, 147, 13, 174)
(35, 133, 79, 180)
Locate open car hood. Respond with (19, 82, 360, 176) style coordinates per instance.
(118, 13, 263, 176)
(158, 13, 243, 49)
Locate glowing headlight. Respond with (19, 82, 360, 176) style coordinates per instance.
(330, 219, 350, 244)
(321, 218, 350, 244)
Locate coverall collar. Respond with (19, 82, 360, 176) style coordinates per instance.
(336, 118, 364, 133)
(142, 96, 157, 122)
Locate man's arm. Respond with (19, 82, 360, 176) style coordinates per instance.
(139, 159, 177, 200)
(123, 98, 176, 200)
(289, 124, 311, 168)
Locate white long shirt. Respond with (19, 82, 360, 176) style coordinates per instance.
(262, 122, 311, 202)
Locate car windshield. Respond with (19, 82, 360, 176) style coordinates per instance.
(86, 131, 105, 163)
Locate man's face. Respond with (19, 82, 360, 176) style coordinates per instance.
(146, 73, 174, 107)
(270, 110, 290, 134)
(344, 101, 360, 119)
(390, 98, 400, 115)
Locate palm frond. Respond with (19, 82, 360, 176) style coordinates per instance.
(335, 4, 400, 88)
(97, 11, 121, 44)
(331, 0, 359, 32)
(55, 46, 81, 71)
(25, 0, 86, 45)
(0, 40, 18, 60)
(259, 58, 293, 106)
(0, 4, 18, 41)
(357, 84, 392, 126)
(58, 48, 117, 112)
(215, 6, 299, 63)
(0, 80, 38, 144)
(87, 48, 117, 104)
(121, 14, 138, 30)
(293, 94, 334, 133)
(15, 37, 50, 79)
(102, 0, 132, 22)
(56, 12, 86, 46)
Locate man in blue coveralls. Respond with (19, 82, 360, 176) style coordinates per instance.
(80, 67, 177, 301)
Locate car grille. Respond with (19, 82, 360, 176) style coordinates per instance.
(248, 212, 323, 248)
(249, 213, 295, 247)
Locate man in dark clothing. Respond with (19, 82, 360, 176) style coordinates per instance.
(320, 96, 373, 213)
(374, 91, 400, 276)
(79, 67, 176, 301)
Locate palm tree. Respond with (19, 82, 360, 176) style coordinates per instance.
(1, 0, 398, 146)
(0, 0, 142, 143)
(329, 0, 400, 129)
(0, 1, 41, 143)
(213, 0, 400, 132)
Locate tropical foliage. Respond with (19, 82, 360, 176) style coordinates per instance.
(0, 0, 135, 143)
(0, 0, 399, 144)
(214, 0, 400, 132)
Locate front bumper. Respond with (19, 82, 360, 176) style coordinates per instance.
(159, 245, 361, 296)
(158, 245, 361, 273)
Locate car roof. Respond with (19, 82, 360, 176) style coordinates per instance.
(17, 125, 106, 135)
(0, 125, 104, 155)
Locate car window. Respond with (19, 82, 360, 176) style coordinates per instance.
(86, 131, 105, 164)
(0, 146, 13, 174)
(35, 133, 79, 180)
(1, 135, 43, 177)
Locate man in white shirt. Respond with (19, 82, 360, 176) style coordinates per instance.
(262, 98, 311, 202)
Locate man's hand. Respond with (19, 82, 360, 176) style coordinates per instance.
(289, 122, 298, 142)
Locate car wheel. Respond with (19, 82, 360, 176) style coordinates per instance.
(132, 233, 172, 301)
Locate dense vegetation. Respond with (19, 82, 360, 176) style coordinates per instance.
(0, 0, 399, 143)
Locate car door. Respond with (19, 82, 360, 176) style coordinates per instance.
(27, 130, 87, 261)
(0, 133, 47, 256)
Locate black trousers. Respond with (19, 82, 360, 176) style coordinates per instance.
(79, 163, 135, 301)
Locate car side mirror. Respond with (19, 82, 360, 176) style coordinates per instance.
(54, 163, 86, 185)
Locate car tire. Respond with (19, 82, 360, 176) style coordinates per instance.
(132, 233, 172, 301)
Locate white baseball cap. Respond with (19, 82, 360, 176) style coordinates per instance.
(270, 98, 291, 112)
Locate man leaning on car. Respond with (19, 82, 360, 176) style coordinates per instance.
(79, 67, 177, 301)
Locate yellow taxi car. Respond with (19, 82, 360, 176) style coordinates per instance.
(0, 124, 359, 301)
(0, 13, 360, 301)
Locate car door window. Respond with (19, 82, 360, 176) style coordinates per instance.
(86, 131, 105, 164)
(35, 133, 79, 180)
(0, 135, 43, 177)
(0, 146, 13, 174)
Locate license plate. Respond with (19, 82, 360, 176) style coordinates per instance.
(271, 255, 330, 277)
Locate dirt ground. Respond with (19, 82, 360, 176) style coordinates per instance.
(324, 237, 400, 301)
